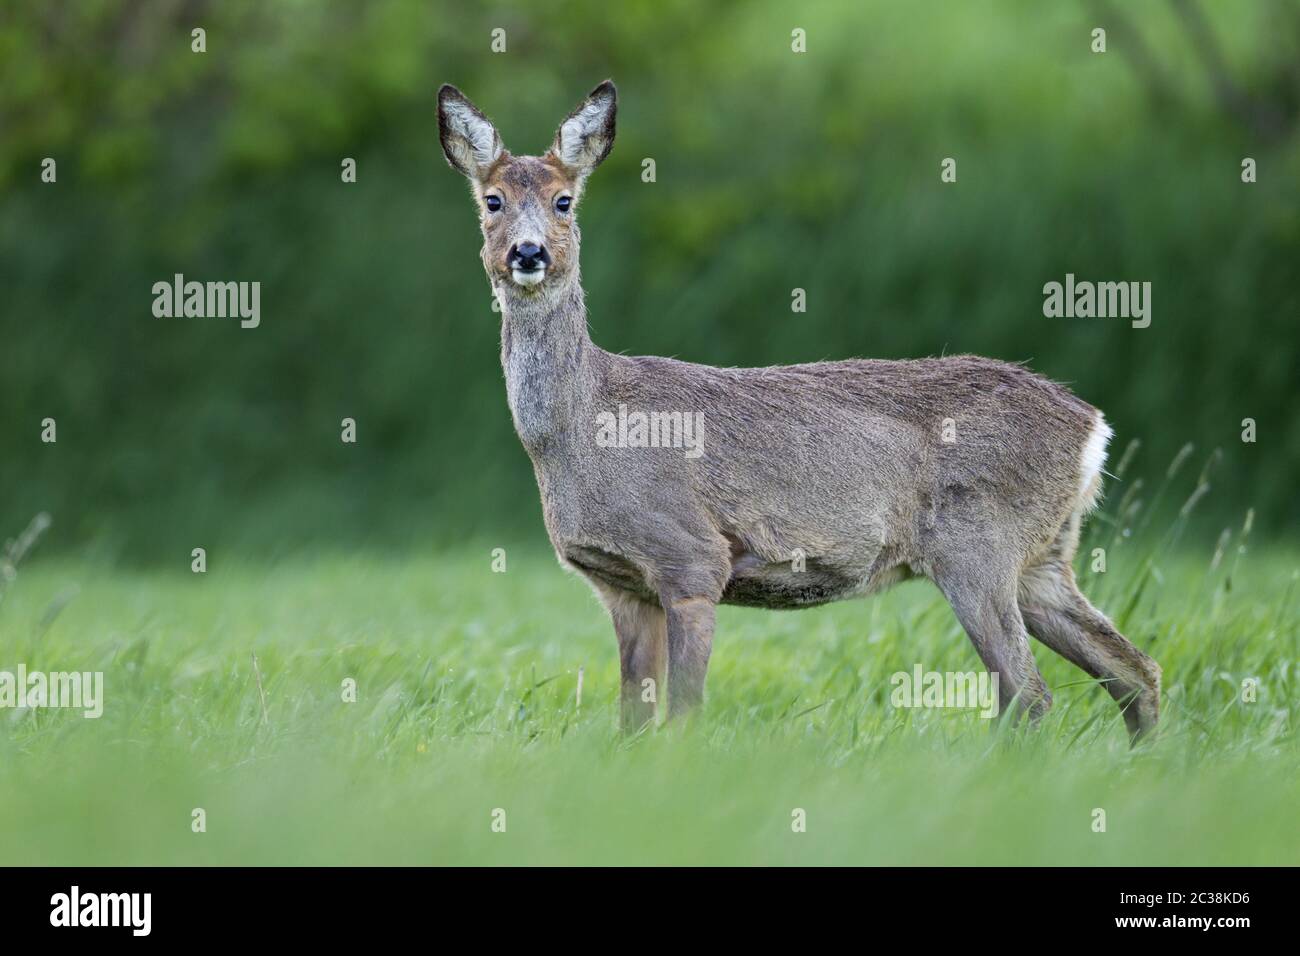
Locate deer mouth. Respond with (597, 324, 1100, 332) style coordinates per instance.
(511, 266, 547, 288)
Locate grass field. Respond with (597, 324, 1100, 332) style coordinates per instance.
(0, 502, 1296, 866)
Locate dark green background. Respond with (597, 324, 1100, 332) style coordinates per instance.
(2, 0, 1296, 561)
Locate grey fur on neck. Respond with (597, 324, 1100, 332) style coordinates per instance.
(497, 275, 594, 452)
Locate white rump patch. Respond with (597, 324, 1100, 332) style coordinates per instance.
(1077, 413, 1113, 512)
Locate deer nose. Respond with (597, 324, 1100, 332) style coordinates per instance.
(509, 242, 548, 271)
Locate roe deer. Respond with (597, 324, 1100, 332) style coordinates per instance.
(437, 80, 1161, 741)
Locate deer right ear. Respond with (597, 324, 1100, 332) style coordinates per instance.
(438, 84, 503, 179)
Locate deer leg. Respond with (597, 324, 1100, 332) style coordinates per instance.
(602, 589, 667, 733)
(938, 574, 1052, 724)
(1020, 562, 1160, 743)
(661, 595, 716, 719)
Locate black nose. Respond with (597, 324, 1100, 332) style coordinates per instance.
(509, 242, 548, 271)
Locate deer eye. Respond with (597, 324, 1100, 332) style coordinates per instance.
(555, 196, 572, 213)
(485, 195, 502, 212)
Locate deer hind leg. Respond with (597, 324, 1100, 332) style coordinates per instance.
(935, 568, 1052, 724)
(1018, 518, 1161, 743)
(1019, 561, 1161, 743)
(601, 588, 667, 733)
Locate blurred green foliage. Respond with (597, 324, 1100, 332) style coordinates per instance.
(2, 0, 1297, 560)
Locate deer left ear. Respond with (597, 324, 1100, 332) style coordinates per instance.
(550, 80, 617, 177)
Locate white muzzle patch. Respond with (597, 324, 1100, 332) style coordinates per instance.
(512, 267, 546, 287)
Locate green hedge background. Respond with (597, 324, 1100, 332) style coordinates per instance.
(2, 0, 1296, 561)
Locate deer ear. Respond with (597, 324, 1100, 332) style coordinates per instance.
(438, 84, 503, 179)
(550, 80, 617, 177)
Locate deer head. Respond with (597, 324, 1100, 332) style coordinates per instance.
(438, 80, 617, 297)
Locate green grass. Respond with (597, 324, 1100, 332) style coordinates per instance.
(0, 514, 1296, 865)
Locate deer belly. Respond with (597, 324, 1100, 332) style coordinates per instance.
(562, 544, 908, 610)
(721, 562, 866, 609)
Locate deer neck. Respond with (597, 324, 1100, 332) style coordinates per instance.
(497, 277, 593, 452)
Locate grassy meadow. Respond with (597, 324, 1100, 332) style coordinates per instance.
(0, 498, 1295, 866)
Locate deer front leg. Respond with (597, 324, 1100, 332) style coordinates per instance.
(604, 590, 666, 732)
(662, 596, 716, 719)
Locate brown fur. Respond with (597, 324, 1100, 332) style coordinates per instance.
(477, 156, 581, 284)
